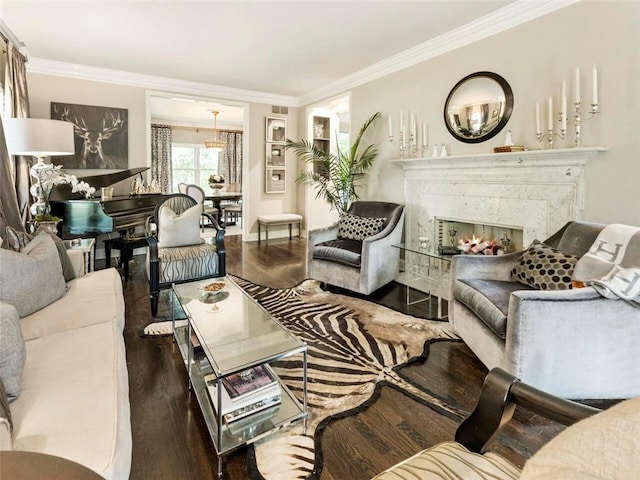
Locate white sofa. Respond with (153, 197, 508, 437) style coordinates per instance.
(0, 240, 132, 479)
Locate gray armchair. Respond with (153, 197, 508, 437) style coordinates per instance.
(449, 221, 640, 399)
(307, 201, 404, 295)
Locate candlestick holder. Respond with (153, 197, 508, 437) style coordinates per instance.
(448, 224, 457, 246)
(409, 132, 417, 157)
(573, 101, 600, 147)
(399, 130, 406, 158)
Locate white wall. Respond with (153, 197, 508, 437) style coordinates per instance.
(342, 1, 640, 227)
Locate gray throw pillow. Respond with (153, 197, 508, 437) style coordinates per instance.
(4, 226, 76, 282)
(0, 232, 66, 317)
(0, 302, 26, 402)
(338, 213, 387, 241)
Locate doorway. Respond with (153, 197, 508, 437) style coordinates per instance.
(303, 94, 350, 233)
(146, 92, 249, 239)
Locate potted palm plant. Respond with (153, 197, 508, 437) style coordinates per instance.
(285, 112, 380, 215)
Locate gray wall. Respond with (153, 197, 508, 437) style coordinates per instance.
(26, 74, 299, 240)
(344, 1, 640, 227)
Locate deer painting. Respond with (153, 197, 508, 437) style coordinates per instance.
(52, 103, 128, 169)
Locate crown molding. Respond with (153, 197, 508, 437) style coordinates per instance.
(297, 0, 580, 106)
(26, 58, 299, 107)
(23, 0, 579, 108)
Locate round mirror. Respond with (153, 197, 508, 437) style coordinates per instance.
(444, 71, 513, 143)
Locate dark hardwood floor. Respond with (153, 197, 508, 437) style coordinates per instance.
(115, 235, 566, 480)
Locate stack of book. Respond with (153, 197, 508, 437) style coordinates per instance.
(205, 365, 281, 424)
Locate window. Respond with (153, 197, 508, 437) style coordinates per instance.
(171, 143, 219, 192)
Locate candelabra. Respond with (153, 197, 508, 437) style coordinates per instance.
(410, 131, 417, 157)
(536, 112, 567, 150)
(573, 102, 600, 147)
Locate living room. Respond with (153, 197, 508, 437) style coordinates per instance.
(1, 1, 639, 479)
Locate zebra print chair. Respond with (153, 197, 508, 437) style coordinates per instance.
(145, 194, 225, 316)
(373, 368, 608, 480)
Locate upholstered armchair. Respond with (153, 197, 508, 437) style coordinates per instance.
(307, 201, 404, 295)
(449, 221, 640, 399)
(374, 367, 640, 480)
(146, 194, 225, 316)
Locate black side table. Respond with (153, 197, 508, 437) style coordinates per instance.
(103, 236, 148, 282)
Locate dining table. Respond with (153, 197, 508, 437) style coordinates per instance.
(205, 191, 243, 227)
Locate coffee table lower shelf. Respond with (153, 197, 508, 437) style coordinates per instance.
(174, 321, 308, 477)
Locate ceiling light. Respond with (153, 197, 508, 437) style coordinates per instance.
(204, 110, 226, 151)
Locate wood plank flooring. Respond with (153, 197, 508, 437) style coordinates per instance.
(117, 235, 565, 480)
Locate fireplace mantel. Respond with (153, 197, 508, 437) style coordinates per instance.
(392, 146, 606, 170)
(394, 146, 607, 249)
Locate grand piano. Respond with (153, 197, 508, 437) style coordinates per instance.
(49, 167, 168, 238)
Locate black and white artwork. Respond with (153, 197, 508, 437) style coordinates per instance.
(51, 102, 128, 169)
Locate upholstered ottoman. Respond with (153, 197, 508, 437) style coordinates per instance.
(257, 213, 303, 244)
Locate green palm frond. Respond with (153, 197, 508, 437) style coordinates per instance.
(285, 112, 380, 214)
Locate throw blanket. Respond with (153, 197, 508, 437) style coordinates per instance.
(573, 224, 640, 304)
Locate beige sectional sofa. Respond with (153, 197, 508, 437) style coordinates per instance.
(0, 233, 132, 479)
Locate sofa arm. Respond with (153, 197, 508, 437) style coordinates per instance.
(504, 287, 640, 398)
(308, 223, 339, 246)
(66, 249, 86, 278)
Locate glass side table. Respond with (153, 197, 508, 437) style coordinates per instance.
(392, 243, 453, 319)
(63, 238, 96, 273)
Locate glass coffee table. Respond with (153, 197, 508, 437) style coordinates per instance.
(172, 276, 308, 478)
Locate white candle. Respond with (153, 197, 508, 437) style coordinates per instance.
(388, 114, 393, 137)
(547, 96, 553, 131)
(422, 122, 427, 147)
(412, 114, 416, 139)
(561, 80, 567, 131)
(535, 102, 541, 135)
(592, 65, 598, 105)
(575, 67, 581, 104)
(400, 111, 404, 134)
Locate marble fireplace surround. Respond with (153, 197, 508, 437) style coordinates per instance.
(393, 147, 606, 249)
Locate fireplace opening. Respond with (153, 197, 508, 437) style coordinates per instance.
(436, 217, 524, 255)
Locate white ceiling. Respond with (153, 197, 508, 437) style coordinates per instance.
(2, 0, 568, 127)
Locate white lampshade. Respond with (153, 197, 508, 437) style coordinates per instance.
(4, 118, 75, 156)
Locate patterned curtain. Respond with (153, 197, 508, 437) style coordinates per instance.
(217, 131, 243, 187)
(151, 124, 172, 193)
(0, 35, 31, 235)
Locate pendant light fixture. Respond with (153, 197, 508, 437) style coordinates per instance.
(205, 110, 226, 151)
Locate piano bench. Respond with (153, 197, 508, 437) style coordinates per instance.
(103, 236, 149, 282)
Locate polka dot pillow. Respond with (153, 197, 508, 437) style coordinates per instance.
(511, 240, 579, 290)
(338, 213, 387, 241)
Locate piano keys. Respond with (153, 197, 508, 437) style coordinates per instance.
(49, 168, 168, 237)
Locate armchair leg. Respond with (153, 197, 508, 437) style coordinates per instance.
(150, 293, 159, 317)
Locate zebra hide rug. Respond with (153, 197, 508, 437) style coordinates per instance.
(228, 277, 461, 480)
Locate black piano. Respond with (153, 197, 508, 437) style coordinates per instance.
(49, 167, 168, 238)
